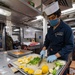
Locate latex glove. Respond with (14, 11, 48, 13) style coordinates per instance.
(40, 50, 45, 58)
(47, 55, 57, 63)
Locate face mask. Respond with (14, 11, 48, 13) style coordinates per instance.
(49, 19, 59, 27)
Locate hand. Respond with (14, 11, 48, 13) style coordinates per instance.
(47, 55, 57, 62)
(40, 50, 45, 57)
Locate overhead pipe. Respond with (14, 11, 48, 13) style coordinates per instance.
(41, 0, 43, 12)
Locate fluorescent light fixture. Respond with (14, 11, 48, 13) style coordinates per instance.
(0, 8, 11, 16)
(61, 4, 75, 15)
(31, 15, 43, 22)
(14, 29, 19, 31)
(36, 15, 43, 20)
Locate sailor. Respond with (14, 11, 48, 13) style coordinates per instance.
(40, 1, 74, 75)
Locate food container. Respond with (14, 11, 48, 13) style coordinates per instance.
(7, 50, 33, 58)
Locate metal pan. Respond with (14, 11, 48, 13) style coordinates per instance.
(7, 49, 33, 58)
(9, 54, 66, 75)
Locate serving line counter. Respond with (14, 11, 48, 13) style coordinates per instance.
(0, 50, 72, 75)
(0, 52, 23, 75)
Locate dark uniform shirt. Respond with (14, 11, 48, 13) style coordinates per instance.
(44, 20, 74, 61)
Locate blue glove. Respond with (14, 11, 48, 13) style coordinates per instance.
(40, 50, 45, 57)
(47, 55, 57, 62)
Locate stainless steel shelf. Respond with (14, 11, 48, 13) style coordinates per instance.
(0, 0, 41, 17)
(19, 0, 41, 15)
(0, 0, 41, 25)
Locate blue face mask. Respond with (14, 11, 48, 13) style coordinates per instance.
(49, 19, 59, 27)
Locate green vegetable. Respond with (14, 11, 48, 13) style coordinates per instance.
(55, 61, 62, 67)
(28, 57, 40, 65)
(52, 69, 57, 75)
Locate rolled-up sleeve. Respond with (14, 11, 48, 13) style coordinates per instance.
(44, 34, 50, 49)
(58, 29, 74, 57)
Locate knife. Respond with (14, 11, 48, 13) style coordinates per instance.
(38, 55, 43, 66)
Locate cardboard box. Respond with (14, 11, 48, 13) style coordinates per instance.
(69, 61, 75, 75)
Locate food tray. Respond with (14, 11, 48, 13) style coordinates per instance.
(7, 50, 33, 58)
(9, 54, 66, 75)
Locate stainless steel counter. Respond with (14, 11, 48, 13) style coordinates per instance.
(0, 51, 23, 75)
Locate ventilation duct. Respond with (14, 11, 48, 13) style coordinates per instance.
(43, 0, 72, 10)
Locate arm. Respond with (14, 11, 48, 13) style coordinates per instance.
(56, 29, 74, 58)
(40, 34, 50, 57)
